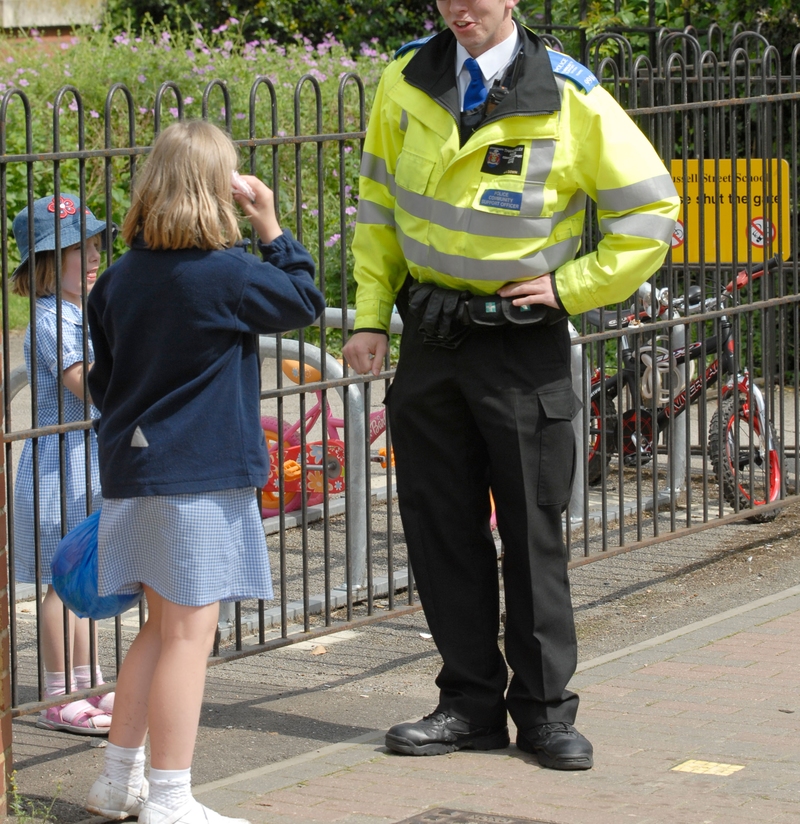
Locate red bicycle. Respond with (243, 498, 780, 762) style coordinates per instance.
(585, 257, 783, 523)
(260, 359, 392, 517)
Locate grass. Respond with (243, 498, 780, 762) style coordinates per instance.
(7, 772, 58, 824)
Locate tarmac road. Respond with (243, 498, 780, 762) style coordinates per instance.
(8, 498, 800, 823)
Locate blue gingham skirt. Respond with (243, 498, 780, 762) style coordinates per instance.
(97, 488, 273, 607)
(13, 430, 103, 585)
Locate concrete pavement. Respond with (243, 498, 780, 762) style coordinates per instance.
(69, 584, 800, 824)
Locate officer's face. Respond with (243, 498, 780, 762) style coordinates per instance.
(437, 0, 520, 57)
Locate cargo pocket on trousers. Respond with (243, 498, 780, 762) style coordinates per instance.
(537, 384, 579, 508)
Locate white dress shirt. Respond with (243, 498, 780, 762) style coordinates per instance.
(456, 27, 521, 112)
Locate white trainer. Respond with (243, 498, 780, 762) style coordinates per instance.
(138, 798, 251, 824)
(85, 774, 149, 819)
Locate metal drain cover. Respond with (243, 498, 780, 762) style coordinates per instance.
(397, 810, 556, 824)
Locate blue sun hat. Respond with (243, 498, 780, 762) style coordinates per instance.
(11, 194, 110, 278)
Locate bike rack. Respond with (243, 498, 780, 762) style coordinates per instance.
(568, 322, 588, 522)
(258, 311, 403, 582)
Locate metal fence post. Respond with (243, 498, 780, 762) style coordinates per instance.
(569, 322, 588, 519)
(258, 335, 369, 589)
(0, 340, 11, 816)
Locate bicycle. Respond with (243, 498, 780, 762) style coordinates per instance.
(585, 256, 783, 523)
(260, 359, 392, 517)
(259, 359, 500, 527)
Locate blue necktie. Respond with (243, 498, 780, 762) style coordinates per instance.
(463, 57, 487, 112)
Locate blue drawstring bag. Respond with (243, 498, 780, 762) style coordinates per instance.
(51, 509, 142, 620)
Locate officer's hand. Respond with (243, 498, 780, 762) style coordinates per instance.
(497, 273, 559, 309)
(343, 332, 388, 377)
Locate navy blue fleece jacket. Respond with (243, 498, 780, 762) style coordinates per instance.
(87, 231, 324, 498)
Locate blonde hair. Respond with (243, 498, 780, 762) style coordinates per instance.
(122, 120, 242, 250)
(10, 251, 58, 298)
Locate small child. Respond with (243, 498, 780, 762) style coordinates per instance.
(10, 194, 115, 734)
(83, 120, 325, 824)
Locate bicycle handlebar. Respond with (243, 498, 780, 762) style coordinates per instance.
(585, 255, 783, 330)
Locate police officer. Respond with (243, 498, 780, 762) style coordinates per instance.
(343, 0, 679, 770)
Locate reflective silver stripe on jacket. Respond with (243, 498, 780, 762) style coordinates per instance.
(600, 213, 676, 244)
(520, 139, 557, 216)
(399, 229, 581, 281)
(596, 174, 677, 213)
(360, 152, 395, 195)
(397, 188, 568, 239)
(357, 199, 396, 227)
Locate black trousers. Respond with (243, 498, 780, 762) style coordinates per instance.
(385, 310, 580, 731)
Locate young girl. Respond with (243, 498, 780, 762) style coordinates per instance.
(11, 194, 115, 734)
(84, 120, 325, 824)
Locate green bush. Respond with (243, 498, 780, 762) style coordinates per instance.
(105, 1, 439, 54)
(0, 19, 398, 332)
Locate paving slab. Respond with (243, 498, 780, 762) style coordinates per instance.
(67, 584, 800, 824)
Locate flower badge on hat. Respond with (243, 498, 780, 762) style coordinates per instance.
(48, 196, 78, 219)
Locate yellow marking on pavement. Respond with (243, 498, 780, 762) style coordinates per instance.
(672, 759, 745, 776)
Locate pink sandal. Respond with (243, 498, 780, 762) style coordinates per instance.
(36, 699, 112, 735)
(87, 691, 115, 714)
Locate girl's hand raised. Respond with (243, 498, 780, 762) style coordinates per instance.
(232, 173, 283, 244)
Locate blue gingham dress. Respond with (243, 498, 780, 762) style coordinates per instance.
(13, 296, 102, 584)
(96, 489, 273, 607)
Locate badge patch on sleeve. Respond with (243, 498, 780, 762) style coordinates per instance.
(479, 189, 523, 211)
(481, 144, 525, 175)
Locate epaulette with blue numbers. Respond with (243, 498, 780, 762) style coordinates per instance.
(548, 51, 599, 93)
(394, 35, 435, 59)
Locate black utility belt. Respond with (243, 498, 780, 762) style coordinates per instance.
(467, 294, 550, 326)
(407, 281, 565, 348)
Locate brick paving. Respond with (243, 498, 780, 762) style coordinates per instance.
(121, 584, 800, 824)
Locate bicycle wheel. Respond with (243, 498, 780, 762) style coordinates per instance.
(587, 393, 617, 485)
(708, 395, 782, 523)
(260, 416, 302, 517)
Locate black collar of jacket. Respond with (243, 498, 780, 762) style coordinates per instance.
(402, 23, 562, 121)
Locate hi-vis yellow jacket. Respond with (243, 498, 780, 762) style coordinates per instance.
(351, 26, 680, 333)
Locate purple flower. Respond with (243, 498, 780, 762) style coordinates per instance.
(90, 110, 100, 118)
(169, 107, 180, 118)
(68, 100, 78, 111)
(325, 233, 341, 248)
(138, 74, 147, 83)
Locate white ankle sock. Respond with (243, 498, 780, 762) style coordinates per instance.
(74, 665, 105, 690)
(148, 767, 192, 810)
(44, 671, 67, 699)
(103, 742, 146, 789)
